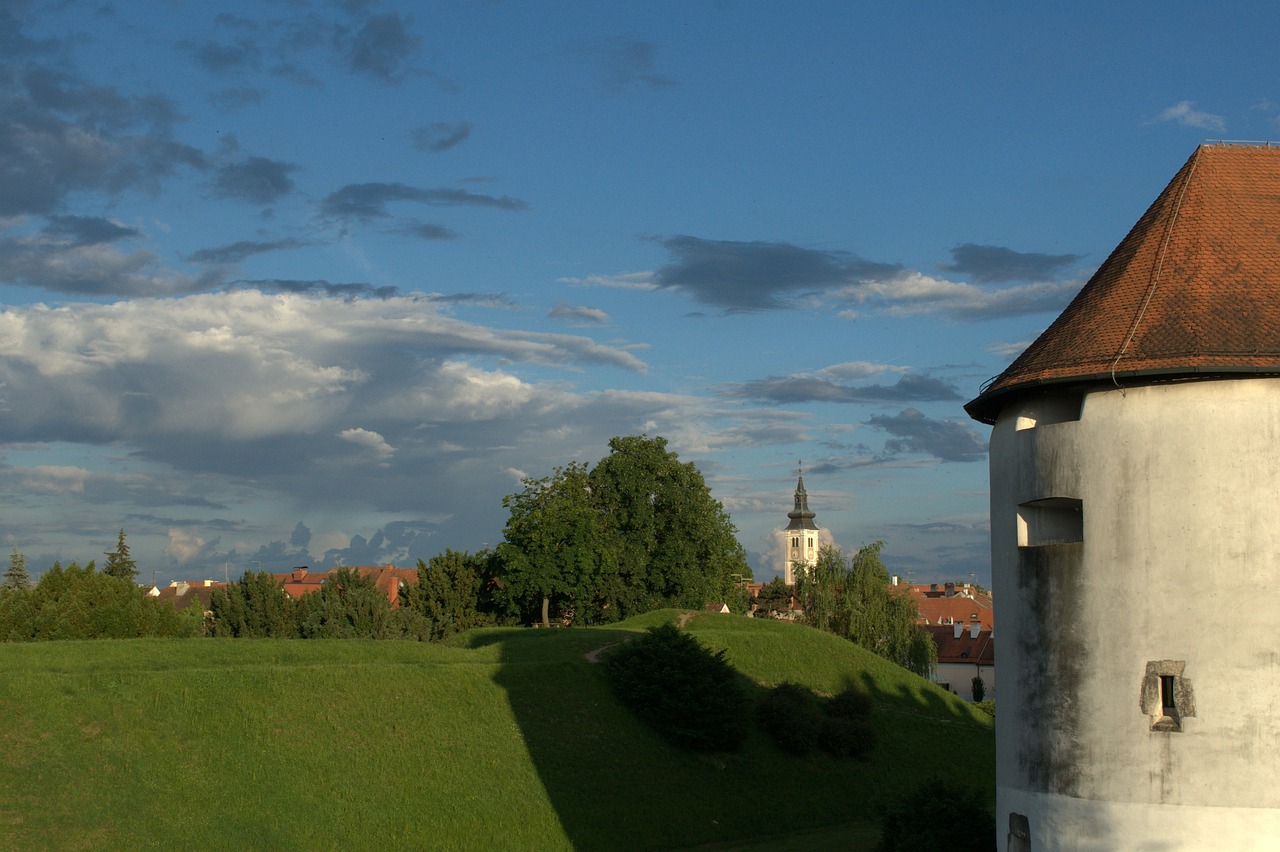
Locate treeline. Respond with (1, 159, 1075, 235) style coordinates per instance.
(1, 553, 200, 641)
(208, 553, 494, 641)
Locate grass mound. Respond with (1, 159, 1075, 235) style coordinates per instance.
(0, 612, 992, 850)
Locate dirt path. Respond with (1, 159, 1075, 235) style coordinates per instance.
(585, 610, 696, 663)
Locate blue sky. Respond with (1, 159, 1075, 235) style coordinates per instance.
(0, 0, 1270, 586)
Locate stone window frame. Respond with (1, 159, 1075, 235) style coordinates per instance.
(1139, 660, 1195, 732)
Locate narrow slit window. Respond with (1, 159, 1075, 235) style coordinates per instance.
(1160, 676, 1177, 716)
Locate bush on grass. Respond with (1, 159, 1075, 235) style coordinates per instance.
(605, 623, 750, 753)
(877, 778, 995, 852)
(757, 683, 876, 760)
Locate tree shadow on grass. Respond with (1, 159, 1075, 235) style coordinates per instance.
(478, 620, 994, 850)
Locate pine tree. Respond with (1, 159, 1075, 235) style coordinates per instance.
(103, 529, 138, 582)
(4, 548, 30, 591)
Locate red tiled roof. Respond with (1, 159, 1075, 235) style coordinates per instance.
(926, 625, 995, 666)
(968, 143, 1280, 423)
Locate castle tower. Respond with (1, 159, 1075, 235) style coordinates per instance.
(966, 144, 1280, 850)
(779, 466, 820, 585)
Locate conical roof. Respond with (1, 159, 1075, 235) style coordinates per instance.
(785, 474, 817, 531)
(967, 143, 1280, 424)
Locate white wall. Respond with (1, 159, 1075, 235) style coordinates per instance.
(988, 378, 1280, 850)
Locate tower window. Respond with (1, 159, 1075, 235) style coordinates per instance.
(1140, 660, 1194, 732)
(1017, 498, 1083, 547)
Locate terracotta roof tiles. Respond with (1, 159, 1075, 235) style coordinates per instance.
(967, 143, 1280, 423)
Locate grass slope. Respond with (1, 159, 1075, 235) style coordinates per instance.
(0, 611, 992, 850)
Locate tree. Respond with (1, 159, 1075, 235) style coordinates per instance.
(103, 529, 138, 583)
(401, 550, 497, 641)
(971, 674, 986, 703)
(794, 542, 936, 677)
(588, 435, 751, 614)
(209, 570, 298, 638)
(4, 548, 30, 591)
(297, 567, 398, 638)
(752, 577, 793, 616)
(496, 462, 619, 626)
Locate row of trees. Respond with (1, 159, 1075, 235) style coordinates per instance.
(1, 551, 198, 641)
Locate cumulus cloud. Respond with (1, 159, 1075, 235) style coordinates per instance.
(651, 236, 901, 311)
(412, 122, 472, 152)
(165, 528, 210, 564)
(867, 408, 987, 463)
(940, 243, 1084, 283)
(338, 427, 395, 462)
(1150, 100, 1226, 132)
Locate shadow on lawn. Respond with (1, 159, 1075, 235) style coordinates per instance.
(474, 619, 994, 850)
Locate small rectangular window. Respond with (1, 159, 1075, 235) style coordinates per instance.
(1160, 675, 1177, 716)
(1017, 498, 1084, 547)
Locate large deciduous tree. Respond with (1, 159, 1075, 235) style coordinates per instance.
(795, 542, 936, 677)
(495, 436, 751, 624)
(496, 462, 619, 626)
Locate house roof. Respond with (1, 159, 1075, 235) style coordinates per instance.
(967, 143, 1280, 424)
(926, 625, 995, 666)
(903, 584, 994, 630)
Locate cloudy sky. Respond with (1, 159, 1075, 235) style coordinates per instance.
(1, 0, 1269, 586)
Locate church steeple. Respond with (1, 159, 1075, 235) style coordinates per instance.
(786, 465, 817, 531)
(780, 463, 821, 585)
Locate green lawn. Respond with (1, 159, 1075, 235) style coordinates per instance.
(0, 612, 992, 850)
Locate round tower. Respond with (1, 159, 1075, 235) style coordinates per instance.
(967, 144, 1280, 850)
(779, 466, 820, 584)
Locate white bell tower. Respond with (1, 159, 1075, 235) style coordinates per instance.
(779, 464, 820, 585)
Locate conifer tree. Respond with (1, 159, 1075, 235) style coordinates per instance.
(103, 529, 139, 582)
(4, 548, 30, 591)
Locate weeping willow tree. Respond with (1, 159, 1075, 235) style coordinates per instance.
(794, 542, 936, 677)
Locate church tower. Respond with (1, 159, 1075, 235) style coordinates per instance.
(779, 466, 820, 585)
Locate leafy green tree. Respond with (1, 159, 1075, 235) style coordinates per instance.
(103, 529, 138, 582)
(297, 568, 398, 638)
(589, 435, 751, 613)
(496, 462, 619, 626)
(795, 542, 936, 677)
(4, 548, 30, 591)
(20, 560, 192, 640)
(752, 577, 793, 616)
(401, 549, 497, 640)
(971, 674, 986, 703)
(209, 570, 298, 638)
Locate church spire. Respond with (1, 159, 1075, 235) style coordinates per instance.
(785, 462, 817, 531)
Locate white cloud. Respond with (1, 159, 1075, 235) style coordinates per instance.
(1150, 100, 1226, 132)
(338, 427, 395, 459)
(165, 528, 209, 564)
(844, 271, 1081, 320)
(560, 272, 657, 291)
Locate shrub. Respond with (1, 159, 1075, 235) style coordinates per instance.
(827, 686, 874, 721)
(756, 682, 823, 755)
(877, 779, 995, 852)
(817, 716, 875, 760)
(605, 623, 750, 753)
(974, 700, 995, 718)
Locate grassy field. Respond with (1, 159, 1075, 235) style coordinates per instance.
(0, 611, 993, 850)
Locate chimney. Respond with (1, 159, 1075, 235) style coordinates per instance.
(930, 583, 939, 593)
(954, 623, 963, 639)
(970, 622, 980, 639)
(945, 582, 955, 597)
